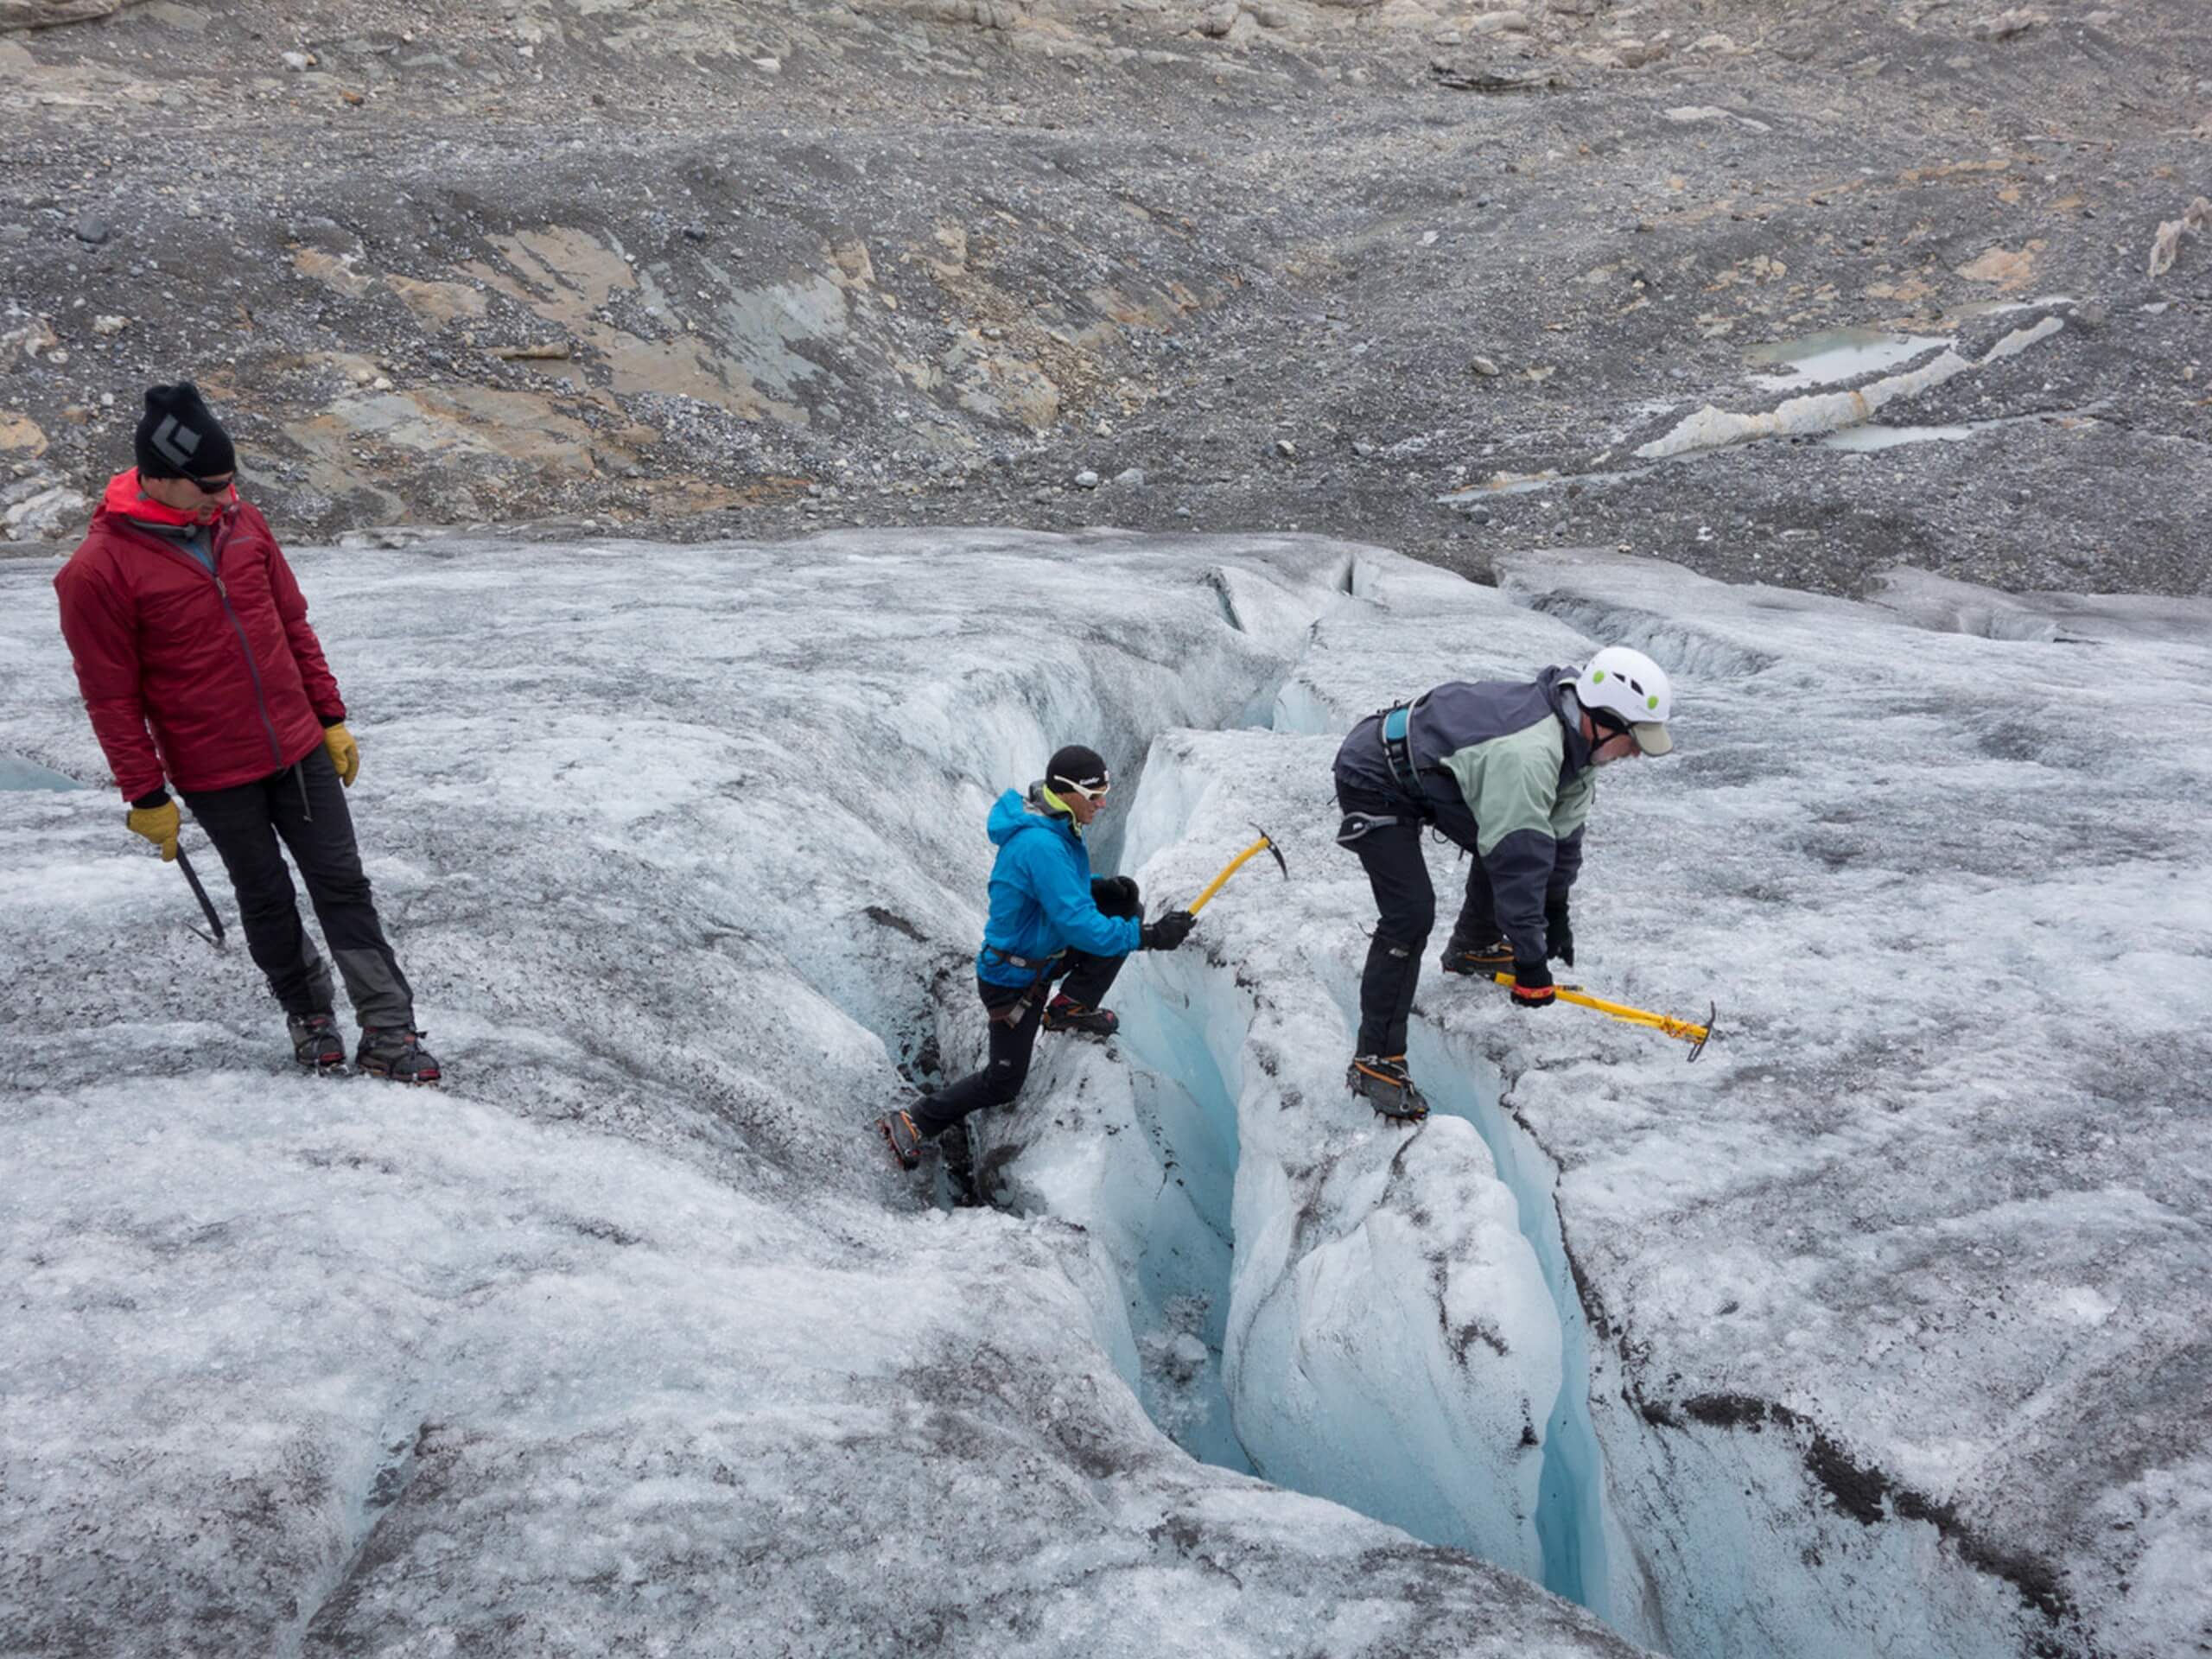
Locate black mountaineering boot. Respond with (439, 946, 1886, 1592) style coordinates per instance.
(1347, 1054, 1429, 1122)
(1041, 996, 1121, 1039)
(355, 1027, 442, 1084)
(1440, 936, 1516, 976)
(878, 1108, 927, 1172)
(939, 1119, 981, 1205)
(289, 1011, 346, 1071)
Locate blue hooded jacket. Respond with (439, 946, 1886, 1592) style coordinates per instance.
(975, 786, 1143, 987)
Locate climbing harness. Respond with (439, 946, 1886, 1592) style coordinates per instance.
(1379, 699, 1422, 798)
(980, 945, 1065, 976)
(978, 944, 1064, 1023)
(1334, 811, 1404, 845)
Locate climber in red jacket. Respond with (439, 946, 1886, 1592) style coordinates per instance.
(54, 383, 439, 1083)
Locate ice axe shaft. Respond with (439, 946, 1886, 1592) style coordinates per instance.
(1488, 972, 1714, 1059)
(175, 847, 226, 949)
(1186, 824, 1287, 917)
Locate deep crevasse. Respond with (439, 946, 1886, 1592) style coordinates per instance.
(948, 586, 1650, 1632)
(952, 546, 2068, 1659)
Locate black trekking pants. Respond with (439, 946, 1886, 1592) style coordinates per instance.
(912, 948, 1128, 1139)
(1338, 780, 1497, 1057)
(182, 746, 415, 1030)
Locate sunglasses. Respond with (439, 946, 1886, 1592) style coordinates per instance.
(188, 474, 236, 497)
(1591, 712, 1637, 747)
(1054, 776, 1112, 804)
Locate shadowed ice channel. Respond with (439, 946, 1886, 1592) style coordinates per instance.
(1104, 956, 1632, 1631)
(0, 753, 83, 791)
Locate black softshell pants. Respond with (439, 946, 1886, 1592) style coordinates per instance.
(909, 950, 1128, 1139)
(182, 746, 416, 1031)
(1338, 780, 1497, 1058)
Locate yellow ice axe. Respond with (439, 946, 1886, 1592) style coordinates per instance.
(1187, 824, 1287, 916)
(1489, 973, 1718, 1061)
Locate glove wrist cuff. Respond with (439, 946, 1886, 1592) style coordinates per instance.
(131, 788, 172, 810)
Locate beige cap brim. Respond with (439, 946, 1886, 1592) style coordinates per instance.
(1631, 721, 1673, 757)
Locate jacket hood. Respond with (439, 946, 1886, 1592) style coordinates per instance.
(1539, 664, 1597, 775)
(97, 468, 237, 529)
(986, 785, 1075, 849)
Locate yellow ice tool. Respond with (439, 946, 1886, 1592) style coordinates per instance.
(1187, 824, 1287, 916)
(1488, 973, 1718, 1061)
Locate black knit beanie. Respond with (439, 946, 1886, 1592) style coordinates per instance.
(135, 382, 236, 480)
(1046, 745, 1110, 792)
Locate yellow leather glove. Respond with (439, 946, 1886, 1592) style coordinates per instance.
(322, 722, 360, 788)
(127, 799, 181, 862)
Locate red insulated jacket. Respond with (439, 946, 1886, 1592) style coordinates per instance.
(54, 471, 346, 802)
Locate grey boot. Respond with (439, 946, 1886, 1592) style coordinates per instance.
(1347, 1054, 1429, 1122)
(877, 1108, 927, 1171)
(1440, 934, 1515, 976)
(288, 1010, 346, 1071)
(356, 1026, 442, 1084)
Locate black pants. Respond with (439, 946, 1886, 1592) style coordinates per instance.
(183, 747, 415, 1030)
(1338, 780, 1495, 1057)
(913, 949, 1128, 1140)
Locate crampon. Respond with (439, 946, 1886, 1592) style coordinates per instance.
(1346, 1054, 1429, 1122)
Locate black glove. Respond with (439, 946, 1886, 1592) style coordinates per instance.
(1509, 957, 1555, 1008)
(1091, 875, 1141, 919)
(1544, 897, 1574, 968)
(1141, 909, 1196, 952)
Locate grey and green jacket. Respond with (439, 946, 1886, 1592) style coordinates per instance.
(1335, 665, 1595, 963)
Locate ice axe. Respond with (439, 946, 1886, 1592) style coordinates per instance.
(175, 846, 227, 950)
(1488, 972, 1715, 1060)
(1186, 824, 1287, 917)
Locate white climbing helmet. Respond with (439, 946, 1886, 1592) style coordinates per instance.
(1575, 645, 1675, 756)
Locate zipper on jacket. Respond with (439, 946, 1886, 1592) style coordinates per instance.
(128, 516, 289, 769)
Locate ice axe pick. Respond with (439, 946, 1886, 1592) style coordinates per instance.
(1185, 823, 1287, 917)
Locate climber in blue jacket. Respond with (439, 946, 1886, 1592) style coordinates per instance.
(877, 743, 1197, 1172)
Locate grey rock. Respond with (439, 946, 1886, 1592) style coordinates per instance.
(0, 0, 131, 29)
(2, 481, 89, 539)
(72, 214, 110, 245)
(1967, 9, 2044, 41)
(1074, 469, 1100, 489)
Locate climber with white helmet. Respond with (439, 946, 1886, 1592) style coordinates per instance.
(1330, 646, 1675, 1121)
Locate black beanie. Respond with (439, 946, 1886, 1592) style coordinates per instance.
(1046, 744, 1110, 792)
(135, 382, 236, 480)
